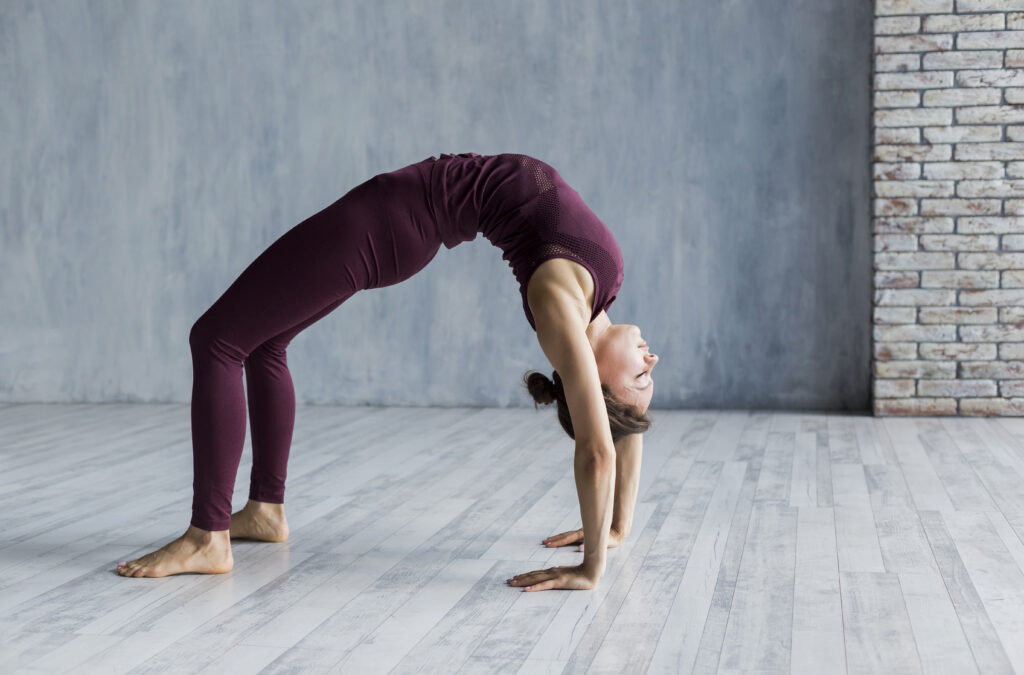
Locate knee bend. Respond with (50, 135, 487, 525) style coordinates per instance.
(189, 316, 236, 356)
(244, 340, 287, 365)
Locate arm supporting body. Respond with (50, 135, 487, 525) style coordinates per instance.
(611, 432, 643, 539)
(576, 444, 616, 580)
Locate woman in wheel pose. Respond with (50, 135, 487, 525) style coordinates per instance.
(116, 152, 659, 591)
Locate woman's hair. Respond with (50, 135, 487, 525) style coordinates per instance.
(522, 369, 652, 444)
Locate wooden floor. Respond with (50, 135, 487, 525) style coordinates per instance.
(1, 404, 1024, 674)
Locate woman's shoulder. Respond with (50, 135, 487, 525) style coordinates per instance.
(525, 258, 594, 328)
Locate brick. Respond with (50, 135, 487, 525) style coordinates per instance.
(958, 179, 1024, 196)
(918, 379, 998, 395)
(960, 360, 1024, 376)
(1011, 12, 1024, 28)
(875, 109, 953, 127)
(956, 107, 1024, 124)
(1001, 305, 1024, 321)
(1000, 342, 1024, 357)
(1007, 50, 1024, 66)
(876, 35, 955, 53)
(961, 324, 1024, 339)
(879, 0, 953, 12)
(923, 125, 1001, 142)
(874, 398, 958, 415)
(876, 145, 952, 162)
(1004, 199, 1024, 212)
(875, 216, 954, 232)
(958, 68, 1024, 87)
(875, 180, 955, 197)
(920, 342, 998, 359)
(955, 143, 1024, 160)
(959, 252, 1024, 268)
(924, 13, 1005, 31)
(876, 251, 956, 268)
(877, 16, 923, 34)
(958, 0, 1024, 11)
(961, 288, 1024, 304)
(876, 72, 954, 90)
(876, 233, 920, 251)
(876, 271, 921, 288)
(1005, 125, 1024, 140)
(875, 307, 919, 323)
(875, 198, 918, 216)
(919, 306, 998, 321)
(1001, 235, 1024, 248)
(877, 128, 923, 144)
(875, 162, 923, 180)
(875, 289, 959, 306)
(875, 90, 922, 108)
(875, 360, 958, 377)
(921, 269, 1000, 285)
(960, 398, 1024, 415)
(1007, 162, 1024, 177)
(874, 379, 918, 397)
(876, 54, 923, 72)
(962, 290, 1024, 309)
(957, 31, 1024, 49)
(922, 161, 1001, 178)
(1002, 270, 1024, 286)
(1000, 379, 1024, 394)
(874, 324, 958, 341)
(958, 362, 1024, 376)
(923, 50, 1002, 69)
(876, 342, 920, 359)
(922, 87, 1001, 105)
(920, 198, 1000, 214)
(958, 216, 1024, 232)
(920, 234, 999, 250)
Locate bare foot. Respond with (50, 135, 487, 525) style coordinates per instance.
(229, 499, 289, 542)
(116, 525, 232, 578)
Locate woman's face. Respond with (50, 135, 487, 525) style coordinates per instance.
(593, 323, 658, 414)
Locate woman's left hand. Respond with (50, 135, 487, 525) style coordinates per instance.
(506, 564, 597, 592)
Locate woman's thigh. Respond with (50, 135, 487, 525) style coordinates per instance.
(192, 158, 441, 354)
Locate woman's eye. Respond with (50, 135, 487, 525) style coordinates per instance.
(637, 371, 648, 379)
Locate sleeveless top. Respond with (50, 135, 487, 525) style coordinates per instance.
(427, 152, 624, 331)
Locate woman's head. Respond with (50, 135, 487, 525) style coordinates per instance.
(522, 321, 658, 443)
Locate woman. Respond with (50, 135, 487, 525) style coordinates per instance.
(116, 152, 659, 591)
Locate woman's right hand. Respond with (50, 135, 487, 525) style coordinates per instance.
(542, 527, 621, 549)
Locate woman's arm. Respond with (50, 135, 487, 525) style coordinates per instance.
(507, 282, 616, 591)
(611, 432, 642, 539)
(542, 432, 642, 550)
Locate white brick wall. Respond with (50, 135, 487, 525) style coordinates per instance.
(873, 0, 1024, 415)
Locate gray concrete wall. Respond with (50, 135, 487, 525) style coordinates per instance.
(0, 0, 873, 410)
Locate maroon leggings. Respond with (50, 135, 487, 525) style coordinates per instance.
(189, 156, 439, 531)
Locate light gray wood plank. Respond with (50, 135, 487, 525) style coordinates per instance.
(899, 571, 978, 675)
(753, 431, 793, 504)
(334, 558, 496, 673)
(791, 507, 846, 675)
(690, 458, 762, 673)
(717, 504, 798, 672)
(943, 511, 1024, 673)
(839, 571, 921, 675)
(647, 461, 747, 673)
(918, 511, 1015, 674)
(827, 413, 862, 464)
(880, 419, 955, 512)
(832, 464, 886, 573)
(582, 461, 725, 674)
(788, 431, 817, 507)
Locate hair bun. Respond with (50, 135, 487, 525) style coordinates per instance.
(523, 370, 557, 406)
